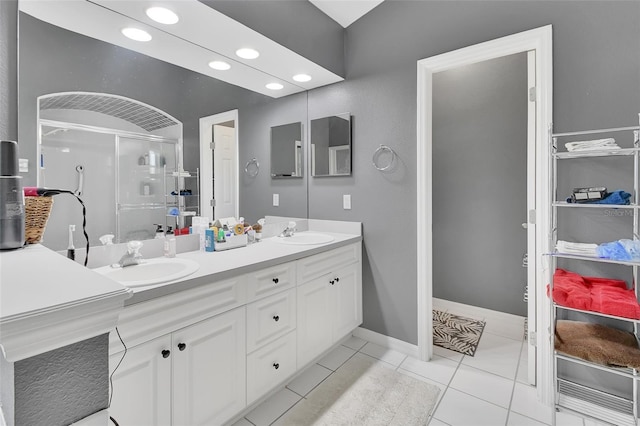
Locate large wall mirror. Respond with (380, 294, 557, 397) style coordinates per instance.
(17, 8, 309, 251)
(310, 113, 351, 177)
(270, 122, 303, 178)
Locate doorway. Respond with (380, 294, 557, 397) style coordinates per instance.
(416, 26, 553, 403)
(199, 110, 239, 220)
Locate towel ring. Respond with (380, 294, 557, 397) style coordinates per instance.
(245, 158, 259, 177)
(372, 145, 396, 171)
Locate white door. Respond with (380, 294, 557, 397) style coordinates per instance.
(199, 110, 238, 220)
(213, 124, 237, 219)
(526, 50, 537, 385)
(332, 263, 363, 340)
(108, 335, 172, 426)
(297, 276, 333, 367)
(172, 307, 246, 426)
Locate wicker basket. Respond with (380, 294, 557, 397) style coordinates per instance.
(24, 196, 54, 244)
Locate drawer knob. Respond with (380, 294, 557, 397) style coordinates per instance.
(161, 349, 171, 359)
(330, 280, 335, 285)
(335, 277, 340, 282)
(273, 362, 280, 370)
(178, 343, 187, 351)
(273, 315, 280, 322)
(272, 278, 279, 284)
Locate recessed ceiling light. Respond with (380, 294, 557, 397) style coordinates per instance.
(146, 7, 179, 25)
(236, 48, 260, 59)
(293, 74, 312, 82)
(266, 83, 284, 90)
(209, 61, 231, 71)
(121, 27, 152, 42)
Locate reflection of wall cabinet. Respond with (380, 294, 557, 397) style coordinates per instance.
(109, 307, 246, 425)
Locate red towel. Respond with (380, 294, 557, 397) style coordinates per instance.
(549, 269, 640, 319)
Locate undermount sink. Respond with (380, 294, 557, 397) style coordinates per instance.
(94, 257, 200, 288)
(271, 232, 335, 245)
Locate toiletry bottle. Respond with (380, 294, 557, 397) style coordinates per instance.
(67, 225, 76, 260)
(205, 229, 215, 252)
(164, 227, 176, 258)
(154, 224, 164, 239)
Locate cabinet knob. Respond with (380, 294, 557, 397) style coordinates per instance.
(273, 315, 280, 322)
(273, 362, 280, 370)
(330, 280, 335, 285)
(161, 349, 171, 358)
(178, 343, 187, 351)
(272, 278, 279, 284)
(335, 277, 340, 283)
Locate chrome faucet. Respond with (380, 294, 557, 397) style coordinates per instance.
(118, 240, 144, 267)
(278, 221, 297, 238)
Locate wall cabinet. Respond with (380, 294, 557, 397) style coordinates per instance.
(109, 242, 361, 426)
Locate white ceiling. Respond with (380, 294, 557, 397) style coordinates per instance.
(309, 0, 384, 28)
(19, 0, 344, 98)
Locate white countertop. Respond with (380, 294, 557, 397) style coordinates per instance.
(126, 231, 362, 305)
(0, 244, 131, 362)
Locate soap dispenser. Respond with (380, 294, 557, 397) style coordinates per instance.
(154, 224, 164, 239)
(164, 226, 176, 258)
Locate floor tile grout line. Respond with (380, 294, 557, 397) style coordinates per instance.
(504, 339, 526, 426)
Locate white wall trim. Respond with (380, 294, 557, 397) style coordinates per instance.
(352, 327, 419, 359)
(199, 110, 239, 219)
(416, 25, 553, 404)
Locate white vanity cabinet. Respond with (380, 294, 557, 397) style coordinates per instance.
(108, 334, 172, 426)
(296, 244, 362, 367)
(108, 239, 362, 426)
(109, 307, 246, 426)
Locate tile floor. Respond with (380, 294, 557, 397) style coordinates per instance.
(232, 313, 611, 426)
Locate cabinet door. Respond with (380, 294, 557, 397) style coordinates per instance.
(108, 335, 172, 426)
(172, 307, 246, 426)
(297, 275, 333, 367)
(332, 263, 363, 340)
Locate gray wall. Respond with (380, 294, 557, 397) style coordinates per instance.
(13, 334, 109, 426)
(306, 0, 640, 344)
(0, 0, 17, 141)
(202, 0, 345, 77)
(239, 92, 308, 224)
(432, 52, 528, 316)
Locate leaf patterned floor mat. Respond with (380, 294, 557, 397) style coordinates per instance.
(433, 310, 486, 356)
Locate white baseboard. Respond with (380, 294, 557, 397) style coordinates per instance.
(353, 327, 419, 359)
(433, 298, 526, 341)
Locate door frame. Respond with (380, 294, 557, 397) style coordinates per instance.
(199, 110, 239, 220)
(416, 25, 553, 403)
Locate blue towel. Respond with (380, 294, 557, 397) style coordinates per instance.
(567, 190, 631, 205)
(597, 241, 632, 261)
(620, 239, 640, 260)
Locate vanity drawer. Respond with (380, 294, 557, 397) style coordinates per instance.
(296, 243, 361, 284)
(247, 288, 296, 353)
(247, 262, 295, 301)
(246, 331, 297, 405)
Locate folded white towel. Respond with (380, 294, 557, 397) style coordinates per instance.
(565, 138, 618, 152)
(556, 240, 598, 257)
